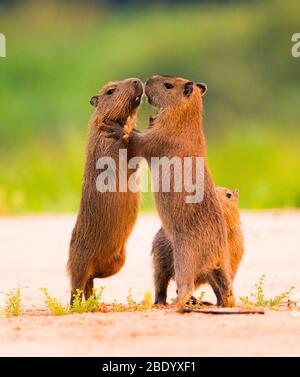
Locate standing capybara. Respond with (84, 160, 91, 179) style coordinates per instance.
(67, 78, 143, 304)
(152, 187, 244, 305)
(104, 75, 235, 308)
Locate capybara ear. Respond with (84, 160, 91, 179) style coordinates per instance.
(183, 81, 194, 97)
(233, 189, 240, 200)
(90, 95, 99, 107)
(196, 83, 207, 96)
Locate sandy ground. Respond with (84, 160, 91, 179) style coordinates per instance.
(0, 211, 300, 357)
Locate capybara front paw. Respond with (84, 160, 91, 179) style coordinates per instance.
(102, 120, 124, 141)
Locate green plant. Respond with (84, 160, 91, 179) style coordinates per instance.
(242, 274, 267, 307)
(40, 288, 70, 315)
(126, 288, 136, 309)
(139, 291, 153, 310)
(3, 288, 21, 317)
(104, 290, 153, 312)
(240, 275, 295, 309)
(186, 291, 207, 309)
(112, 299, 124, 312)
(1, 1, 300, 214)
(71, 287, 105, 314)
(268, 287, 295, 307)
(40, 287, 105, 315)
(197, 291, 206, 303)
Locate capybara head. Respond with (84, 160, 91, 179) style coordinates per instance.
(145, 75, 207, 110)
(90, 78, 143, 125)
(216, 187, 239, 203)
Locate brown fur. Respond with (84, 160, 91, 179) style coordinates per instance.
(67, 78, 143, 304)
(152, 187, 244, 305)
(215, 187, 244, 280)
(118, 75, 235, 308)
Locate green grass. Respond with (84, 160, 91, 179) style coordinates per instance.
(208, 127, 300, 208)
(142, 291, 153, 310)
(112, 299, 124, 312)
(71, 287, 105, 314)
(40, 288, 70, 315)
(40, 287, 105, 315)
(111, 289, 153, 312)
(1, 283, 297, 316)
(0, 0, 300, 213)
(2, 288, 22, 317)
(240, 275, 295, 309)
(186, 291, 207, 309)
(39, 287, 153, 316)
(0, 126, 299, 214)
(126, 288, 135, 309)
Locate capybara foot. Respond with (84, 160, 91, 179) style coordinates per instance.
(201, 301, 214, 306)
(170, 300, 183, 311)
(172, 292, 193, 310)
(154, 293, 167, 305)
(186, 296, 198, 305)
(186, 296, 214, 306)
(224, 295, 236, 307)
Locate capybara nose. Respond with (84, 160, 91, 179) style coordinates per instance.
(145, 77, 154, 86)
(131, 78, 142, 87)
(131, 78, 143, 96)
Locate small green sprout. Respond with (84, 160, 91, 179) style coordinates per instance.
(40, 287, 105, 315)
(3, 288, 22, 317)
(40, 288, 70, 315)
(240, 274, 295, 309)
(126, 288, 136, 309)
(139, 291, 153, 310)
(71, 287, 105, 314)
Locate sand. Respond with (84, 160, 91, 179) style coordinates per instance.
(0, 212, 300, 356)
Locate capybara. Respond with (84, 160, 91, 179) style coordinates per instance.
(104, 75, 235, 308)
(67, 78, 143, 304)
(152, 187, 244, 305)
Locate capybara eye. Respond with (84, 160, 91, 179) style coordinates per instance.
(164, 82, 174, 89)
(106, 88, 116, 95)
(226, 193, 232, 199)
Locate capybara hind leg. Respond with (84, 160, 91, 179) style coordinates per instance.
(175, 291, 199, 305)
(209, 269, 235, 307)
(173, 246, 194, 308)
(174, 280, 194, 308)
(84, 278, 94, 300)
(208, 274, 223, 306)
(152, 233, 174, 304)
(70, 271, 89, 305)
(154, 268, 172, 305)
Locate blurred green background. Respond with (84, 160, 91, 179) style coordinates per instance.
(0, 0, 300, 214)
